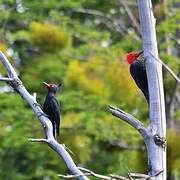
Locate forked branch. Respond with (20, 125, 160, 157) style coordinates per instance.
(109, 105, 149, 139)
(0, 51, 88, 180)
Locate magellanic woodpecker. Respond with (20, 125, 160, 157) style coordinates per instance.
(126, 51, 149, 103)
(43, 82, 61, 139)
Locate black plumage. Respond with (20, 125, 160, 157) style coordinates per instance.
(130, 60, 149, 103)
(43, 82, 61, 138)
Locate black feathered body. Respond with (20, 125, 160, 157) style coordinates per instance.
(43, 92, 60, 138)
(130, 60, 149, 103)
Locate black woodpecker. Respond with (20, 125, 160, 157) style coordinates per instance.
(126, 51, 149, 103)
(43, 82, 61, 139)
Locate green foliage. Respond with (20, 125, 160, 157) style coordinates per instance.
(30, 21, 71, 52)
(167, 130, 180, 175)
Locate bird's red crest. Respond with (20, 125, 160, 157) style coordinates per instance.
(126, 52, 139, 64)
(47, 84, 55, 89)
(43, 82, 55, 89)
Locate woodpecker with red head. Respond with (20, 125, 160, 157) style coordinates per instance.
(126, 51, 149, 103)
(43, 82, 61, 139)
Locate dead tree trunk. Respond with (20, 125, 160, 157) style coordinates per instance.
(137, 0, 166, 179)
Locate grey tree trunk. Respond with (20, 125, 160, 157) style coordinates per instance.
(137, 0, 166, 180)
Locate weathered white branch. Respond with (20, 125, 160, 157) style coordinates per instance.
(29, 138, 48, 143)
(59, 166, 162, 180)
(78, 167, 128, 180)
(78, 167, 113, 180)
(150, 52, 180, 83)
(0, 51, 88, 180)
(129, 170, 163, 179)
(109, 105, 149, 139)
(58, 173, 91, 179)
(0, 77, 13, 81)
(0, 52, 18, 78)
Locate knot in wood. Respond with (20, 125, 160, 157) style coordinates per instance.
(154, 134, 166, 149)
(8, 78, 22, 89)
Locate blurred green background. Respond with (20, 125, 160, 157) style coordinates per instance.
(0, 0, 179, 179)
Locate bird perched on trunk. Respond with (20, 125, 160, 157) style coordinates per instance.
(126, 51, 149, 103)
(43, 82, 61, 139)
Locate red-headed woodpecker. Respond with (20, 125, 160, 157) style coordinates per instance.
(126, 51, 149, 103)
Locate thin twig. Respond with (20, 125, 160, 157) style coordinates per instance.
(0, 77, 14, 81)
(58, 173, 91, 178)
(78, 167, 112, 180)
(117, 0, 140, 33)
(129, 170, 163, 179)
(108, 105, 149, 138)
(149, 52, 180, 83)
(78, 167, 128, 180)
(29, 138, 48, 143)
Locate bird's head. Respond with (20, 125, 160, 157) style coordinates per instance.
(43, 82, 61, 94)
(126, 51, 143, 64)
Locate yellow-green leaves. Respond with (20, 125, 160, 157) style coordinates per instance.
(30, 22, 72, 52)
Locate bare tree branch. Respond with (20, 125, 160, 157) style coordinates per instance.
(78, 167, 115, 180)
(117, 0, 140, 33)
(0, 51, 88, 180)
(108, 105, 149, 138)
(150, 52, 180, 84)
(78, 167, 128, 180)
(29, 138, 48, 143)
(0, 77, 14, 81)
(59, 166, 162, 180)
(58, 173, 91, 179)
(129, 170, 163, 179)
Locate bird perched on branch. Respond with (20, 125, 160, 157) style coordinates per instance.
(43, 82, 61, 139)
(126, 51, 149, 103)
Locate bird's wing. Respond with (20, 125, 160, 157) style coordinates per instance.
(130, 61, 149, 102)
(50, 97, 60, 135)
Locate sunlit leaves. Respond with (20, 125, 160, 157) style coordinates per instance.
(30, 21, 72, 52)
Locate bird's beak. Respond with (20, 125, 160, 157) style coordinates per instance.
(43, 82, 49, 87)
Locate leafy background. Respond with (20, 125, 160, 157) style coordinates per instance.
(0, 0, 179, 179)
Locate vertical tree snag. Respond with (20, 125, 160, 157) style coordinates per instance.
(137, 0, 166, 179)
(109, 1, 166, 180)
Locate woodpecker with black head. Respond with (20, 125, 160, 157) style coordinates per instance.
(126, 51, 149, 103)
(43, 82, 61, 139)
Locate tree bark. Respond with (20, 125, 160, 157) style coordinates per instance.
(137, 1, 166, 180)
